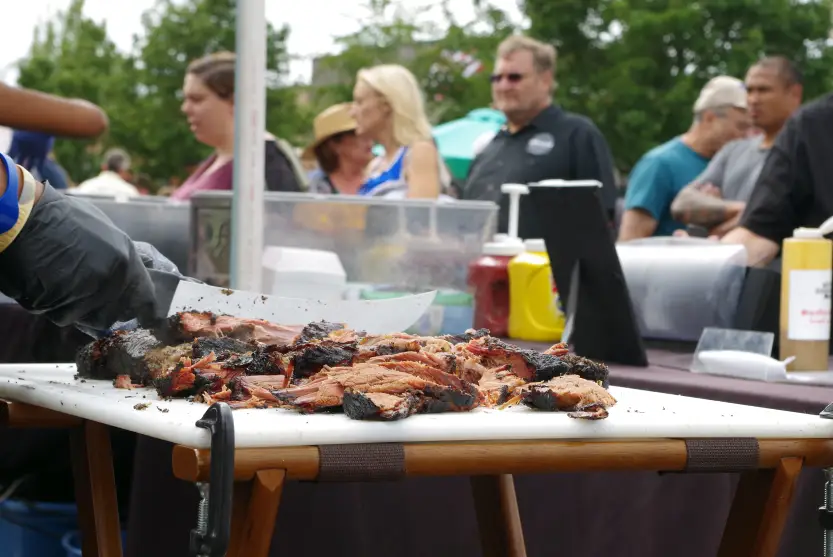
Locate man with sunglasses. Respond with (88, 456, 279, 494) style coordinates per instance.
(461, 35, 618, 239)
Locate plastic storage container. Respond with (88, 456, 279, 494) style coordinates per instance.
(190, 191, 498, 291)
(467, 238, 524, 336)
(508, 239, 565, 342)
(615, 237, 749, 341)
(261, 246, 346, 301)
(779, 219, 833, 371)
(0, 500, 78, 557)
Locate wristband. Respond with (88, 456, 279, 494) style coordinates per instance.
(0, 153, 21, 235)
(0, 162, 36, 254)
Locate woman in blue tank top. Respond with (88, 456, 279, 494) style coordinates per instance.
(351, 64, 452, 199)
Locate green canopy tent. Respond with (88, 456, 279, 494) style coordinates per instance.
(432, 108, 506, 180)
(371, 108, 506, 181)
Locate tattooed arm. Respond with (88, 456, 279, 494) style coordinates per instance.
(670, 184, 746, 229)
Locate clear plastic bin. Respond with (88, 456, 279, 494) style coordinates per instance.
(189, 191, 498, 291)
(616, 237, 748, 341)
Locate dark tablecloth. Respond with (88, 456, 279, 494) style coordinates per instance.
(0, 304, 829, 556)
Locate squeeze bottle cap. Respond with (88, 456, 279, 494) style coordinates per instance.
(482, 239, 525, 256)
(793, 215, 833, 239)
(493, 233, 509, 243)
(500, 183, 529, 241)
(524, 238, 546, 253)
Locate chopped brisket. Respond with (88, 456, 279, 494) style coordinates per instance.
(284, 341, 358, 381)
(463, 336, 609, 386)
(164, 311, 303, 345)
(297, 321, 347, 343)
(76, 329, 165, 384)
(192, 337, 253, 360)
(519, 375, 617, 420)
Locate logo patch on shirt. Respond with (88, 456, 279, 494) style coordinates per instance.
(526, 133, 555, 156)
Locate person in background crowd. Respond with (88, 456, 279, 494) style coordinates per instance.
(618, 76, 750, 241)
(351, 64, 451, 198)
(72, 147, 140, 198)
(172, 52, 304, 201)
(670, 57, 803, 238)
(305, 103, 374, 195)
(721, 89, 833, 266)
(7, 130, 71, 190)
(461, 35, 618, 238)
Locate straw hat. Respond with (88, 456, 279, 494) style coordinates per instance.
(302, 103, 358, 160)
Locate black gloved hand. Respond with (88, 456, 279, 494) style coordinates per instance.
(0, 184, 176, 331)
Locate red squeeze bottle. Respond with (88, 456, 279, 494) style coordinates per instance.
(467, 239, 525, 337)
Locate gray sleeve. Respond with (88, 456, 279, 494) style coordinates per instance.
(690, 142, 736, 190)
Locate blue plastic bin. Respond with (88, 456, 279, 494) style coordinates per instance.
(0, 499, 78, 557)
(62, 530, 128, 556)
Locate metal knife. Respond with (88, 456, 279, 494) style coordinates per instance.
(167, 281, 437, 334)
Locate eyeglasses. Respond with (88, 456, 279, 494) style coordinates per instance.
(490, 73, 525, 84)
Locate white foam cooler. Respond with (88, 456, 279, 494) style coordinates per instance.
(262, 246, 346, 301)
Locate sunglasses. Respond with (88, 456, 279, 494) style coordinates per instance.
(490, 73, 525, 84)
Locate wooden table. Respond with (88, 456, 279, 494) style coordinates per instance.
(2, 399, 831, 557)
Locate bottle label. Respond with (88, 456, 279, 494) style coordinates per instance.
(788, 269, 832, 340)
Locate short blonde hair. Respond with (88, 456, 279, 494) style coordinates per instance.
(356, 64, 433, 147)
(497, 35, 557, 75)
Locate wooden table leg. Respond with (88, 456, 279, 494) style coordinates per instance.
(717, 457, 803, 557)
(471, 474, 527, 557)
(70, 421, 123, 557)
(226, 470, 286, 557)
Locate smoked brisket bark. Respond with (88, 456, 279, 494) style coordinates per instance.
(191, 337, 254, 360)
(76, 329, 190, 384)
(463, 336, 610, 387)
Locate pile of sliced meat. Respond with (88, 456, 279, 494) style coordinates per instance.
(76, 312, 616, 420)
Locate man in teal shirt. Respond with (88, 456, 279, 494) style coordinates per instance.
(618, 76, 751, 240)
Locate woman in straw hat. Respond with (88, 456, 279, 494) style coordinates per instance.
(351, 64, 452, 199)
(305, 103, 373, 195)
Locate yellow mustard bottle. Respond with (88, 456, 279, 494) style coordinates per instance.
(780, 221, 833, 371)
(508, 238, 565, 342)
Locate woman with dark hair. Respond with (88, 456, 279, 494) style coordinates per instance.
(172, 51, 306, 200)
(305, 103, 373, 195)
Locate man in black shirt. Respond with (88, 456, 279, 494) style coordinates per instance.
(460, 35, 617, 238)
(722, 93, 833, 266)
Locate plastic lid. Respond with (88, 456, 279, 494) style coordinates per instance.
(793, 227, 824, 239)
(493, 233, 509, 243)
(795, 215, 833, 238)
(482, 239, 525, 256)
(524, 238, 546, 253)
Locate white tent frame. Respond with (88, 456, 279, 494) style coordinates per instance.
(229, 0, 267, 291)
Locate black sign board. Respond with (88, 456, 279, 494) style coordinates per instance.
(527, 181, 648, 367)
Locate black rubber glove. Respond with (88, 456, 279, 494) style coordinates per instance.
(0, 184, 181, 331)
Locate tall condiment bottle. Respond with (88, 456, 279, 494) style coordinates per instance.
(780, 216, 833, 371)
(467, 237, 524, 336)
(508, 238, 564, 342)
(467, 184, 528, 337)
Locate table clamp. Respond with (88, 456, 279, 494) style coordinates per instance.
(818, 405, 833, 556)
(190, 403, 235, 557)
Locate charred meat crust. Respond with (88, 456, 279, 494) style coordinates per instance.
(76, 329, 163, 383)
(297, 321, 348, 343)
(192, 337, 254, 360)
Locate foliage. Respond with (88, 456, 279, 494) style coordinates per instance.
(522, 0, 833, 171)
(309, 0, 516, 128)
(17, 0, 299, 187)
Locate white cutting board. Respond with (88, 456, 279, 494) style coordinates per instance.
(1, 364, 832, 449)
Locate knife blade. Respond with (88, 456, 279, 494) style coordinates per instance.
(167, 282, 437, 334)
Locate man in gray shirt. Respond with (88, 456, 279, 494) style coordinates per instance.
(670, 56, 803, 237)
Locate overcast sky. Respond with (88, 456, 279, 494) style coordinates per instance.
(0, 0, 526, 85)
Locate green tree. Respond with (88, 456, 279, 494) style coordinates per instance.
(133, 0, 296, 182)
(16, 0, 132, 182)
(309, 0, 516, 128)
(522, 0, 833, 172)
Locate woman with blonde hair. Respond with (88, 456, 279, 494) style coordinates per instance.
(351, 64, 451, 199)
